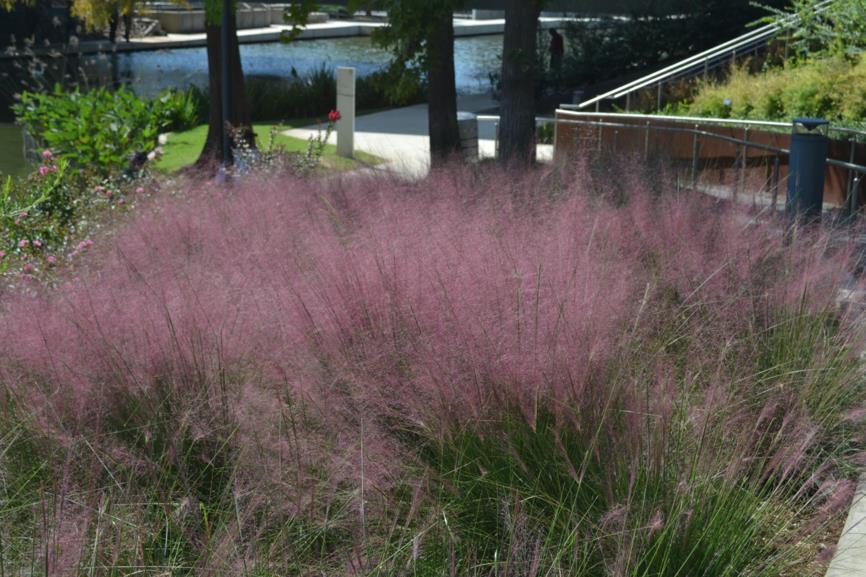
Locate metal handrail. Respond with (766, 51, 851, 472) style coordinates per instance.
(552, 110, 866, 141)
(551, 116, 866, 173)
(573, 0, 834, 111)
(554, 117, 792, 157)
(475, 111, 866, 212)
(549, 115, 866, 212)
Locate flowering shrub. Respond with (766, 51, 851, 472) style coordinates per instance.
(0, 164, 862, 575)
(12, 85, 199, 177)
(0, 149, 149, 278)
(228, 111, 341, 175)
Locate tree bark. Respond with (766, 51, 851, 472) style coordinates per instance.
(499, 0, 541, 167)
(196, 10, 254, 170)
(426, 7, 460, 166)
(108, 6, 119, 43)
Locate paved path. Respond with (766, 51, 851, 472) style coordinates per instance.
(827, 474, 866, 577)
(285, 93, 554, 178)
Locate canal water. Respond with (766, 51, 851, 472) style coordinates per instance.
(0, 34, 503, 176)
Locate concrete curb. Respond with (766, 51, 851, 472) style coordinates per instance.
(827, 474, 866, 577)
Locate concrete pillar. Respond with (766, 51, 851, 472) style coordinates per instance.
(336, 67, 356, 158)
(457, 111, 479, 162)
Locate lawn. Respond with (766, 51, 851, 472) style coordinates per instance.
(155, 122, 384, 173)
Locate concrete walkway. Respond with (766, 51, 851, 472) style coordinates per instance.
(285, 93, 553, 178)
(827, 474, 866, 577)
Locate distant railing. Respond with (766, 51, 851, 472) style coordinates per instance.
(569, 0, 834, 113)
(544, 111, 866, 214)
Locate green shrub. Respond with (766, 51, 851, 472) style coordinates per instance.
(188, 67, 425, 125)
(12, 85, 200, 176)
(683, 56, 866, 125)
(761, 0, 866, 60)
(537, 122, 555, 144)
(0, 149, 150, 278)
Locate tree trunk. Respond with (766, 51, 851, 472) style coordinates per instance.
(499, 0, 541, 167)
(123, 12, 132, 42)
(426, 7, 460, 166)
(196, 10, 254, 170)
(108, 6, 119, 43)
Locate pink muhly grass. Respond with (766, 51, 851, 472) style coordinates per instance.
(0, 162, 861, 574)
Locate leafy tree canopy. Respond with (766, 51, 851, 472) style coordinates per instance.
(760, 0, 866, 59)
(346, 0, 464, 101)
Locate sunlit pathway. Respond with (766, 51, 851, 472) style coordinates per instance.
(284, 93, 553, 179)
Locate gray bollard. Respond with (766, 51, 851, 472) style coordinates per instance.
(457, 111, 479, 162)
(787, 117, 829, 224)
(336, 67, 356, 158)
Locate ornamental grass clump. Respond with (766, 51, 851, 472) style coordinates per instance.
(0, 163, 863, 576)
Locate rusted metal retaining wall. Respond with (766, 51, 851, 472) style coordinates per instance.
(554, 111, 866, 208)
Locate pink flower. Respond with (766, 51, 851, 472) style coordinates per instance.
(328, 109, 342, 123)
(135, 187, 145, 194)
(20, 211, 28, 219)
(78, 239, 93, 251)
(105, 189, 113, 198)
(38, 166, 50, 176)
(32, 239, 42, 248)
(46, 255, 56, 266)
(14, 219, 20, 226)
(41, 149, 53, 160)
(22, 263, 33, 274)
(94, 185, 104, 193)
(18, 239, 29, 248)
(49, 165, 58, 173)
(0, 250, 5, 260)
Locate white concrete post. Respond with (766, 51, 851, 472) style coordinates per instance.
(457, 111, 479, 162)
(336, 67, 356, 158)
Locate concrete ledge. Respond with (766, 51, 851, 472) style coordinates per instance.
(0, 17, 573, 58)
(236, 8, 270, 30)
(153, 10, 205, 34)
(827, 474, 866, 577)
(471, 9, 505, 19)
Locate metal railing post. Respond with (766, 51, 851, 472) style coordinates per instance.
(691, 125, 700, 189)
(644, 121, 650, 160)
(739, 126, 750, 201)
(850, 176, 862, 214)
(597, 122, 603, 153)
(847, 138, 856, 207)
(771, 155, 781, 211)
